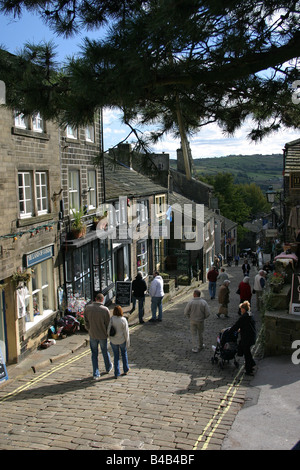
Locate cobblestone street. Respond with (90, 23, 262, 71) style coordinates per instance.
(0, 263, 261, 451)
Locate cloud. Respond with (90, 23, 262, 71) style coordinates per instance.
(102, 108, 299, 159)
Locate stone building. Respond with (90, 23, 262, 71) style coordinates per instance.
(0, 107, 61, 363)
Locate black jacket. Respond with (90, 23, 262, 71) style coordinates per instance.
(229, 312, 256, 347)
(132, 277, 147, 298)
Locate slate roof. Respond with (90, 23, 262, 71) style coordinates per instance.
(284, 138, 300, 176)
(104, 157, 167, 201)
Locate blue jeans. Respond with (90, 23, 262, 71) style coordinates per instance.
(89, 338, 112, 377)
(132, 295, 145, 322)
(151, 296, 163, 320)
(208, 281, 216, 299)
(110, 341, 129, 377)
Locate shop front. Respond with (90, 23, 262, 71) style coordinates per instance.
(63, 232, 114, 314)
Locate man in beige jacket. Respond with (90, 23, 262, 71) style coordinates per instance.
(184, 289, 210, 352)
(84, 293, 112, 379)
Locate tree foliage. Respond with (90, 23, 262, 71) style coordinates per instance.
(0, 0, 299, 147)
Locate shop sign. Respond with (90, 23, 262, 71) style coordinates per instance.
(115, 281, 132, 306)
(25, 244, 54, 267)
(290, 273, 300, 315)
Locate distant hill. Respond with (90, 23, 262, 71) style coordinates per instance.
(170, 154, 283, 191)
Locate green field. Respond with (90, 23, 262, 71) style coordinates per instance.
(171, 154, 283, 191)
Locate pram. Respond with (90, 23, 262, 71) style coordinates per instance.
(211, 327, 239, 369)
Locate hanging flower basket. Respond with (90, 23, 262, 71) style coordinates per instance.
(12, 269, 32, 286)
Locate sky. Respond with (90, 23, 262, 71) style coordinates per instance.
(0, 10, 299, 160)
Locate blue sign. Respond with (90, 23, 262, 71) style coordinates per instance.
(25, 245, 54, 268)
(0, 346, 8, 383)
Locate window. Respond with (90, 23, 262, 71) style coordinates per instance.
(137, 240, 148, 278)
(14, 110, 44, 133)
(35, 172, 48, 214)
(66, 125, 77, 139)
(18, 172, 33, 218)
(17, 259, 54, 329)
(69, 170, 80, 212)
(155, 195, 166, 216)
(18, 171, 49, 219)
(85, 124, 95, 142)
(14, 111, 28, 129)
(32, 112, 43, 133)
(87, 170, 96, 209)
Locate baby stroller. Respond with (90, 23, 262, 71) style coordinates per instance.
(211, 327, 239, 369)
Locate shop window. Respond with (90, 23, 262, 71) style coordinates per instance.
(137, 240, 148, 278)
(17, 259, 54, 330)
(66, 239, 112, 311)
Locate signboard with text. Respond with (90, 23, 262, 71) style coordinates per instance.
(115, 281, 132, 306)
(290, 273, 300, 315)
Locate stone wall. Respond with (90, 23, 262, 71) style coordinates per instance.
(264, 310, 300, 356)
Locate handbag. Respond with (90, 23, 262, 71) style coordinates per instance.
(109, 319, 116, 337)
(236, 288, 240, 295)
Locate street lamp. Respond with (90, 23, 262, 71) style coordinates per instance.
(266, 185, 276, 204)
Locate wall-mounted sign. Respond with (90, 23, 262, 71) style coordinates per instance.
(290, 273, 300, 315)
(24, 245, 54, 268)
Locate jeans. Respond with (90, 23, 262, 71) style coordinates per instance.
(208, 281, 216, 299)
(110, 341, 129, 377)
(132, 295, 145, 322)
(151, 296, 163, 320)
(89, 338, 112, 377)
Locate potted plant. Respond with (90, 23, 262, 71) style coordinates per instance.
(12, 268, 32, 287)
(70, 208, 86, 239)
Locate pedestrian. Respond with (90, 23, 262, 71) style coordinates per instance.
(217, 267, 229, 285)
(228, 301, 256, 375)
(207, 265, 218, 299)
(107, 305, 130, 379)
(253, 270, 266, 311)
(234, 254, 240, 266)
(149, 271, 164, 322)
(236, 276, 252, 314)
(84, 292, 112, 380)
(184, 289, 210, 352)
(242, 259, 251, 276)
(217, 279, 230, 318)
(130, 272, 147, 323)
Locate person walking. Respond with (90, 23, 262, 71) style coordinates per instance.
(184, 289, 210, 352)
(253, 270, 266, 311)
(149, 271, 164, 322)
(84, 293, 112, 380)
(217, 267, 229, 285)
(228, 301, 256, 375)
(107, 305, 130, 379)
(130, 272, 147, 323)
(217, 279, 230, 318)
(237, 276, 252, 314)
(207, 265, 218, 299)
(242, 259, 251, 276)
